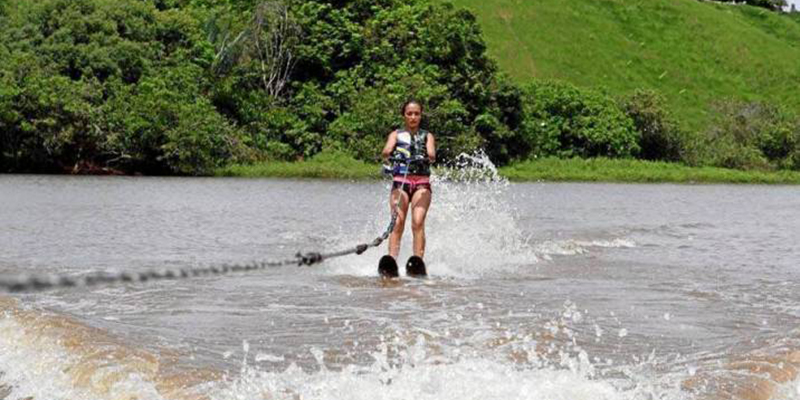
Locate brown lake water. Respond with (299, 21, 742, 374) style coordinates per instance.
(0, 172, 798, 400)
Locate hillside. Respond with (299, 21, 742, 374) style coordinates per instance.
(445, 0, 800, 131)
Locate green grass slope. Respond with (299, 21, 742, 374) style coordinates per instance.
(446, 0, 800, 131)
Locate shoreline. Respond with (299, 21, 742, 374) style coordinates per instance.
(5, 157, 799, 184)
(214, 156, 800, 185)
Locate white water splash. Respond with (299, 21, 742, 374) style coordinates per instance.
(0, 312, 166, 400)
(0, 296, 705, 400)
(326, 151, 539, 278)
(426, 152, 539, 278)
(208, 357, 628, 400)
(207, 322, 629, 400)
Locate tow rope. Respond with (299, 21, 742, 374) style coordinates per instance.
(0, 157, 426, 294)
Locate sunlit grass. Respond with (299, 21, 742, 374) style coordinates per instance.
(215, 151, 381, 180)
(217, 152, 800, 184)
(442, 0, 800, 132)
(500, 157, 800, 184)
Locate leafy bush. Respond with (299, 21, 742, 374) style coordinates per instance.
(473, 75, 527, 164)
(0, 58, 103, 172)
(17, 0, 163, 83)
(519, 80, 640, 159)
(250, 105, 321, 160)
(288, 0, 499, 162)
(706, 139, 770, 170)
(327, 67, 476, 162)
(703, 100, 799, 170)
(102, 66, 242, 175)
(0, 59, 15, 169)
(0, 0, 232, 174)
(620, 89, 686, 162)
(327, 74, 424, 162)
(363, 2, 497, 115)
(788, 148, 800, 170)
(290, 1, 364, 82)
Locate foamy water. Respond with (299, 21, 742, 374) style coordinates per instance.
(0, 162, 798, 400)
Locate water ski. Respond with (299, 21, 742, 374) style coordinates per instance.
(405, 255, 427, 277)
(378, 255, 399, 278)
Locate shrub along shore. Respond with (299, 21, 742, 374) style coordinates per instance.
(216, 151, 800, 184)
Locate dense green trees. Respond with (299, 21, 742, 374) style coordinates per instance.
(0, 0, 243, 173)
(1, 0, 798, 174)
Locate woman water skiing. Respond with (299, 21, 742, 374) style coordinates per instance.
(379, 100, 436, 277)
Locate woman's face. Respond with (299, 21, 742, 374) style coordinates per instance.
(403, 103, 422, 131)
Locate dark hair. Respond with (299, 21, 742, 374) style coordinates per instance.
(400, 100, 423, 116)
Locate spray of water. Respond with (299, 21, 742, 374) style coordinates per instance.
(195, 298, 720, 400)
(203, 302, 642, 400)
(426, 152, 539, 278)
(4, 292, 797, 400)
(327, 151, 539, 278)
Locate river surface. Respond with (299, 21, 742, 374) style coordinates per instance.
(0, 171, 798, 400)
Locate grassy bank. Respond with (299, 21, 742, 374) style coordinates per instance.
(216, 153, 800, 184)
(443, 0, 800, 132)
(499, 158, 800, 184)
(215, 151, 381, 180)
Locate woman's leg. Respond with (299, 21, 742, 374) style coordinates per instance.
(410, 188, 432, 258)
(388, 188, 410, 259)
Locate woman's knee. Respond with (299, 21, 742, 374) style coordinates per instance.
(393, 215, 407, 231)
(411, 219, 425, 233)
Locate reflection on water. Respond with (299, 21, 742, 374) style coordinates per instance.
(0, 172, 798, 400)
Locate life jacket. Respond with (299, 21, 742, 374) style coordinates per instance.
(392, 129, 430, 176)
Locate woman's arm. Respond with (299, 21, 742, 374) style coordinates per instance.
(426, 133, 436, 163)
(381, 130, 398, 161)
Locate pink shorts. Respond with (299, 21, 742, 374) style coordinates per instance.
(392, 175, 432, 198)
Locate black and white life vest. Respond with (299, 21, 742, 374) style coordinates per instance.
(392, 129, 430, 176)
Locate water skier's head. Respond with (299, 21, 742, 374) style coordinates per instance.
(401, 100, 423, 132)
